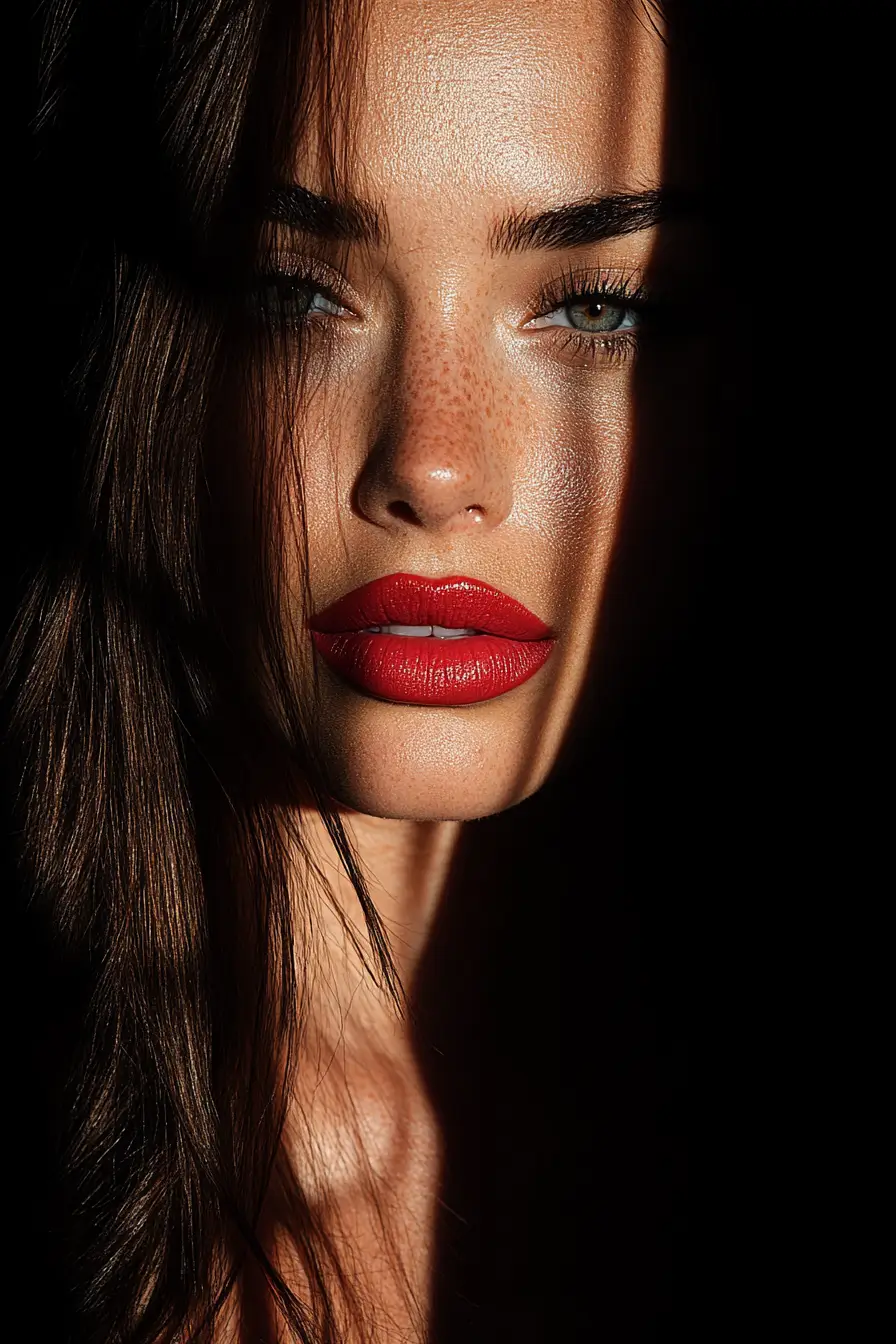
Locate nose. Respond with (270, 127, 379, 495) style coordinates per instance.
(354, 329, 513, 534)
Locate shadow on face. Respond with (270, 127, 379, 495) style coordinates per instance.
(383, 1, 718, 1339)
(259, 0, 702, 823)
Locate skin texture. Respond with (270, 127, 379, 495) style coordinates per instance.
(273, 0, 666, 824)
(244, 3, 669, 1338)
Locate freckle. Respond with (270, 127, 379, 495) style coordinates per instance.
(485, 406, 492, 418)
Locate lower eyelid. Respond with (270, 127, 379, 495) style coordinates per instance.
(554, 328, 641, 367)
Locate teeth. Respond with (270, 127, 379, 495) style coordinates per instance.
(361, 624, 480, 638)
(382, 624, 433, 637)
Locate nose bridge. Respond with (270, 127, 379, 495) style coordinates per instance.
(355, 308, 513, 532)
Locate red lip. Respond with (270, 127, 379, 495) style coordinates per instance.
(309, 573, 555, 706)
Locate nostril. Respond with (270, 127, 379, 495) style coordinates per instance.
(387, 500, 421, 525)
(378, 500, 488, 527)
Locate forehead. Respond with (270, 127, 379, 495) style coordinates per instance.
(301, 0, 666, 213)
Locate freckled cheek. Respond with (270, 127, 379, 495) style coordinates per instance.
(508, 382, 635, 553)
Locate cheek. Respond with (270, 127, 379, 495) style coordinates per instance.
(506, 370, 635, 558)
(275, 382, 355, 557)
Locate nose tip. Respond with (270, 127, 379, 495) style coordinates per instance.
(354, 410, 513, 534)
(363, 461, 494, 532)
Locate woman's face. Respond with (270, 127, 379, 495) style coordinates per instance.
(269, 0, 668, 821)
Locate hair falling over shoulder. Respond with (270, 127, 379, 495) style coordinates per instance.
(6, 3, 401, 1339)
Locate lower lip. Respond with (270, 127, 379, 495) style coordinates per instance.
(311, 631, 555, 706)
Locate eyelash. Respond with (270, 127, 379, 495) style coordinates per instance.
(251, 258, 651, 367)
(528, 262, 651, 367)
(250, 257, 350, 324)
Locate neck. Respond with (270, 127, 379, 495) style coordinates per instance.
(248, 806, 452, 1331)
(296, 806, 462, 1028)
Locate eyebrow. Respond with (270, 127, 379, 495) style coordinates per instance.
(488, 187, 693, 255)
(267, 184, 386, 247)
(265, 184, 692, 254)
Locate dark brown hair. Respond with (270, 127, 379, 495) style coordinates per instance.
(7, 2, 404, 1339)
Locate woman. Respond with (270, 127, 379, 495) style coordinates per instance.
(10, 0, 710, 1339)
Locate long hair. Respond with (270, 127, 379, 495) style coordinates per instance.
(6, 2, 402, 1339)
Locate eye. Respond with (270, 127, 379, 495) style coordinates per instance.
(299, 287, 350, 318)
(248, 261, 356, 331)
(526, 295, 640, 334)
(255, 276, 351, 320)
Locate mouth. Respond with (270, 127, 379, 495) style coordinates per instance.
(309, 573, 555, 706)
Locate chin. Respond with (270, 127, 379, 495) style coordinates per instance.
(327, 775, 533, 822)
(313, 690, 551, 822)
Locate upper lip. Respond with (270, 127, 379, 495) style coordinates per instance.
(309, 573, 553, 640)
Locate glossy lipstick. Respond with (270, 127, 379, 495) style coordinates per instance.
(309, 574, 555, 706)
